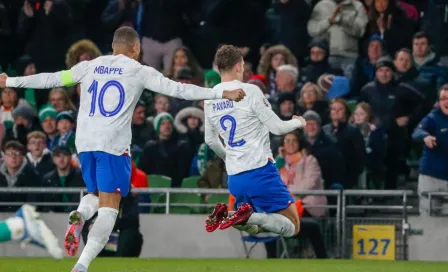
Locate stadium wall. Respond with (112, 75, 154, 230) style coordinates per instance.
(0, 213, 447, 261)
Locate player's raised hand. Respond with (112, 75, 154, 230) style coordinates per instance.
(223, 89, 246, 102)
(292, 115, 307, 127)
(0, 73, 8, 88)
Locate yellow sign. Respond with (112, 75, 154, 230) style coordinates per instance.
(352, 225, 395, 260)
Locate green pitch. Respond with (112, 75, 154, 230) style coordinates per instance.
(1, 258, 447, 272)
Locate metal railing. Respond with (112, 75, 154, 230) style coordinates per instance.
(421, 191, 448, 215)
(0, 187, 415, 259)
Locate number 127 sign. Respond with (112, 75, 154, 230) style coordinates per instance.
(352, 225, 395, 260)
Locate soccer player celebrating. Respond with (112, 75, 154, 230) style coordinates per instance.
(0, 27, 245, 272)
(204, 45, 306, 237)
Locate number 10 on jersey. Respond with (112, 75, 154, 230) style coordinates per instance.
(88, 80, 125, 117)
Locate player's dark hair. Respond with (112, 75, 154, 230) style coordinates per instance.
(113, 26, 139, 46)
(3, 140, 25, 155)
(214, 45, 243, 72)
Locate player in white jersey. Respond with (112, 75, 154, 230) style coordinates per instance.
(203, 45, 306, 238)
(0, 27, 245, 272)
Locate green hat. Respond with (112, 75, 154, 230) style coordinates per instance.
(38, 104, 57, 124)
(153, 112, 174, 134)
(204, 70, 221, 88)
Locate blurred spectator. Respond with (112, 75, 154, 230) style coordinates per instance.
(65, 39, 102, 69)
(363, 0, 413, 56)
(49, 88, 77, 113)
(140, 0, 187, 71)
(275, 65, 299, 93)
(17, 0, 74, 72)
(350, 34, 385, 98)
(15, 55, 42, 110)
(307, 0, 368, 76)
(270, 0, 311, 66)
(52, 111, 76, 154)
(38, 105, 58, 149)
(323, 99, 365, 189)
(204, 70, 221, 88)
(303, 110, 344, 188)
(139, 112, 191, 187)
(102, 0, 142, 38)
(247, 75, 268, 95)
(423, 0, 448, 65)
(0, 0, 12, 70)
(298, 38, 343, 89)
(131, 100, 155, 151)
(412, 32, 447, 104)
(41, 145, 84, 212)
(242, 62, 253, 83)
(0, 88, 18, 129)
(26, 131, 54, 178)
(276, 93, 296, 121)
(359, 55, 424, 189)
(351, 102, 387, 189)
(296, 83, 329, 125)
(257, 45, 297, 96)
(3, 103, 38, 146)
(413, 84, 448, 215)
(174, 107, 205, 158)
(0, 141, 41, 212)
(276, 131, 327, 217)
(166, 47, 204, 84)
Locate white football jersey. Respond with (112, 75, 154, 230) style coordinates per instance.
(6, 55, 224, 156)
(204, 80, 275, 175)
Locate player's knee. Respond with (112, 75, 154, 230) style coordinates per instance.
(98, 191, 122, 209)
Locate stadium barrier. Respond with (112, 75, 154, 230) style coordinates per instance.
(420, 191, 448, 216)
(0, 188, 414, 260)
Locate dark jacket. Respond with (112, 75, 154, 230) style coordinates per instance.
(26, 152, 55, 178)
(0, 160, 42, 212)
(41, 167, 85, 212)
(141, 0, 187, 42)
(131, 122, 155, 150)
(323, 122, 366, 189)
(358, 80, 425, 130)
(412, 108, 448, 181)
(308, 131, 345, 188)
(423, 0, 448, 56)
(139, 133, 192, 187)
(17, 0, 73, 72)
(296, 101, 330, 125)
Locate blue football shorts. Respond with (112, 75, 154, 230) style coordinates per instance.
(79, 151, 132, 197)
(228, 161, 294, 213)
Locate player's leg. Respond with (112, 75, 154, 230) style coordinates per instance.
(73, 152, 131, 272)
(220, 162, 299, 237)
(65, 152, 99, 256)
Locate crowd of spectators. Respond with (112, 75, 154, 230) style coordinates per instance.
(0, 0, 448, 223)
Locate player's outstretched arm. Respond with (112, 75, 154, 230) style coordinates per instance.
(249, 86, 306, 135)
(0, 62, 87, 89)
(141, 66, 245, 102)
(204, 112, 226, 160)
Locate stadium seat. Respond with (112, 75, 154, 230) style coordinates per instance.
(148, 175, 171, 188)
(147, 175, 171, 213)
(170, 193, 203, 214)
(240, 232, 289, 259)
(181, 176, 200, 188)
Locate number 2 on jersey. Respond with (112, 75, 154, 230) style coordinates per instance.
(88, 80, 125, 117)
(220, 115, 246, 147)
